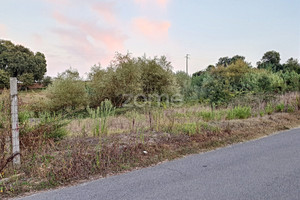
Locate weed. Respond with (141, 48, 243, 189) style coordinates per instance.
(87, 99, 115, 136)
(259, 111, 265, 117)
(287, 105, 295, 113)
(265, 103, 274, 115)
(226, 106, 252, 120)
(275, 103, 285, 112)
(171, 122, 200, 136)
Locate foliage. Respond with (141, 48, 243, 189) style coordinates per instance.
(46, 69, 88, 112)
(275, 103, 285, 112)
(18, 73, 34, 90)
(226, 106, 252, 120)
(241, 69, 285, 93)
(42, 76, 52, 87)
(89, 53, 179, 107)
(139, 55, 178, 97)
(0, 40, 47, 81)
(89, 54, 142, 107)
(175, 71, 194, 100)
(279, 70, 300, 91)
(264, 103, 274, 115)
(0, 69, 9, 89)
(282, 58, 300, 73)
(0, 90, 14, 174)
(87, 99, 115, 136)
(257, 50, 281, 72)
(216, 55, 247, 67)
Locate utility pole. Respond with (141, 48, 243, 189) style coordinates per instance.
(10, 77, 21, 166)
(185, 54, 190, 75)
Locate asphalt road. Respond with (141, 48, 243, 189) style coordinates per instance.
(16, 128, 300, 200)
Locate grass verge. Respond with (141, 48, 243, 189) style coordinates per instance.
(1, 111, 300, 199)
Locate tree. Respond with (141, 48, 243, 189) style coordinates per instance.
(216, 55, 246, 67)
(139, 56, 178, 97)
(282, 58, 300, 73)
(18, 73, 34, 91)
(280, 71, 300, 91)
(212, 59, 251, 91)
(89, 53, 142, 107)
(0, 69, 9, 89)
(89, 53, 179, 107)
(0, 40, 47, 81)
(42, 76, 52, 87)
(47, 69, 88, 111)
(175, 71, 194, 99)
(257, 50, 281, 72)
(216, 57, 231, 67)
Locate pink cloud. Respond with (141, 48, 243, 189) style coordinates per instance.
(92, 2, 116, 23)
(52, 12, 77, 26)
(51, 12, 127, 65)
(135, 0, 170, 7)
(132, 18, 171, 40)
(156, 0, 169, 7)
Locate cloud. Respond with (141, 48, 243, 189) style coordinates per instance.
(92, 2, 116, 23)
(51, 11, 127, 65)
(135, 0, 170, 8)
(156, 0, 170, 7)
(132, 18, 171, 40)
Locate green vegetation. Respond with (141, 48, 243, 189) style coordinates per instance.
(0, 40, 47, 83)
(226, 106, 252, 120)
(1, 50, 300, 198)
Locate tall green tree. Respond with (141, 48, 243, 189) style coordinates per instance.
(282, 58, 300, 73)
(216, 55, 246, 67)
(257, 50, 281, 72)
(0, 40, 47, 81)
(175, 71, 194, 99)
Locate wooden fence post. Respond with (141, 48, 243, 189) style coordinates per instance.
(10, 77, 21, 166)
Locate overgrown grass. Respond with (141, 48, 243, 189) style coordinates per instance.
(1, 92, 300, 198)
(226, 106, 252, 120)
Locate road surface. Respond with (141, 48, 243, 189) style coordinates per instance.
(16, 128, 300, 200)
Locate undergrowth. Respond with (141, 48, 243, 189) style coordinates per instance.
(1, 92, 300, 198)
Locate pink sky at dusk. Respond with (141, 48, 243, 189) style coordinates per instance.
(1, 0, 299, 77)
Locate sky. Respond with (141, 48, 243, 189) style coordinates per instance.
(0, 0, 299, 77)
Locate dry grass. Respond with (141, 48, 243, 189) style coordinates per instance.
(1, 92, 300, 198)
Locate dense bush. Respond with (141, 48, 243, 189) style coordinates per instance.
(0, 69, 9, 89)
(46, 69, 88, 111)
(88, 53, 179, 107)
(192, 53, 300, 106)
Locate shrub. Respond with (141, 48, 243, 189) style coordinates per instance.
(259, 110, 265, 117)
(0, 69, 9, 89)
(275, 103, 285, 112)
(265, 103, 274, 115)
(88, 54, 179, 107)
(196, 111, 224, 121)
(226, 106, 252, 120)
(287, 105, 295, 113)
(0, 90, 11, 173)
(20, 112, 68, 146)
(172, 123, 200, 135)
(46, 69, 88, 112)
(87, 99, 115, 136)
